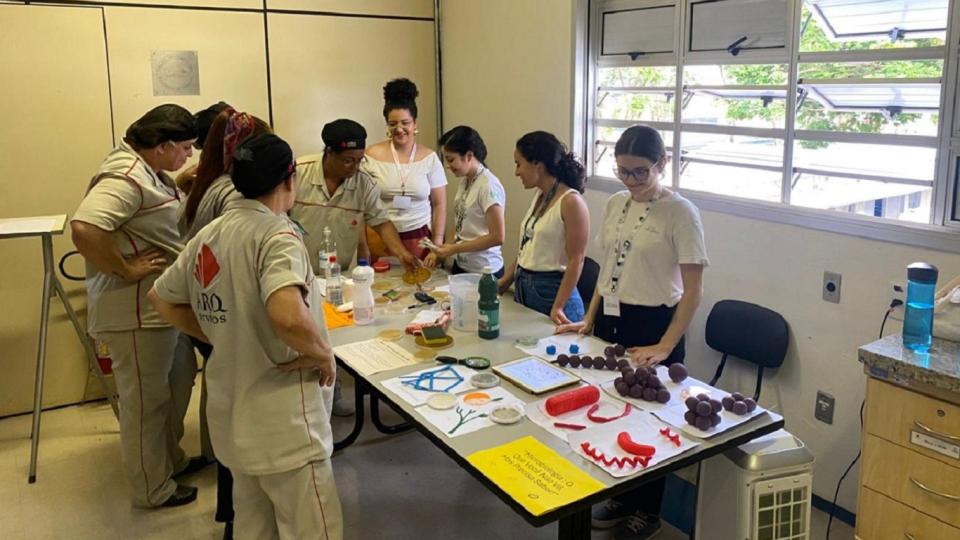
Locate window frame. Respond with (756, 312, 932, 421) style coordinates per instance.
(575, 0, 960, 253)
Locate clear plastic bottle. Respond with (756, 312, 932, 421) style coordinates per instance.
(326, 255, 343, 306)
(478, 266, 500, 339)
(903, 262, 938, 352)
(352, 259, 376, 325)
(317, 226, 333, 277)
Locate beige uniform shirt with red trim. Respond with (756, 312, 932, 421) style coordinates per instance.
(289, 154, 390, 273)
(72, 141, 185, 333)
(153, 198, 333, 475)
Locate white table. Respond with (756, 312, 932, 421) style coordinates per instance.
(0, 215, 119, 483)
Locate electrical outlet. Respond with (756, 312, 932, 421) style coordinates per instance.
(822, 271, 842, 303)
(889, 281, 905, 321)
(815, 391, 835, 425)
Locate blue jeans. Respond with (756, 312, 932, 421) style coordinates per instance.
(514, 267, 584, 322)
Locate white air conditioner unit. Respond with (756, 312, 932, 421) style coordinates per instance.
(695, 429, 815, 540)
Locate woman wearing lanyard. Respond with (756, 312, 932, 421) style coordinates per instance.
(558, 125, 708, 540)
(426, 125, 506, 277)
(363, 78, 447, 259)
(499, 131, 589, 325)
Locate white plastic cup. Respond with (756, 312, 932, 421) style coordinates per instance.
(449, 273, 481, 332)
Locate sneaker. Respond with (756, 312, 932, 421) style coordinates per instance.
(613, 511, 662, 540)
(592, 499, 638, 529)
(332, 378, 355, 417)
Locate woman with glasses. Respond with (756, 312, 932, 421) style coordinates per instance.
(363, 78, 447, 259)
(557, 125, 708, 540)
(499, 131, 590, 325)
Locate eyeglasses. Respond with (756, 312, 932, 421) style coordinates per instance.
(336, 154, 367, 168)
(612, 164, 657, 182)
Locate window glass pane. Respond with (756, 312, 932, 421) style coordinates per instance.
(679, 161, 782, 202)
(796, 96, 939, 136)
(683, 91, 786, 128)
(793, 141, 936, 181)
(597, 90, 676, 123)
(599, 66, 677, 87)
(685, 64, 787, 86)
(800, 4, 946, 52)
(792, 175, 932, 223)
(683, 132, 784, 166)
(798, 60, 943, 80)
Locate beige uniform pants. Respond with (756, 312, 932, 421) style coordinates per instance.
(99, 328, 197, 507)
(232, 459, 343, 540)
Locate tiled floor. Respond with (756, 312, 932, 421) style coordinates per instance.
(0, 376, 855, 539)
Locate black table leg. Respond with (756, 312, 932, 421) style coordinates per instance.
(688, 462, 701, 539)
(558, 507, 591, 540)
(370, 393, 413, 435)
(333, 379, 367, 451)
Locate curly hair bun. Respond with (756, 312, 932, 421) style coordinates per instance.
(383, 78, 419, 104)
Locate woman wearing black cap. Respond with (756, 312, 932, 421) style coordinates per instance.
(363, 78, 447, 259)
(71, 104, 201, 508)
(151, 133, 343, 540)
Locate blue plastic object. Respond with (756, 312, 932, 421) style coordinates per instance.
(903, 262, 938, 352)
(546, 344, 557, 355)
(569, 343, 580, 354)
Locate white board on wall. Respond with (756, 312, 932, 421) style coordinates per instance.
(267, 13, 437, 158)
(0, 4, 114, 416)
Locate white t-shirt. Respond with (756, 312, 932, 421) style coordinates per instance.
(597, 190, 709, 307)
(362, 150, 447, 233)
(452, 167, 505, 273)
(153, 199, 333, 476)
(517, 188, 579, 272)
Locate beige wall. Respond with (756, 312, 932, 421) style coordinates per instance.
(0, 1, 435, 417)
(439, 0, 574, 260)
(440, 0, 960, 514)
(0, 4, 114, 416)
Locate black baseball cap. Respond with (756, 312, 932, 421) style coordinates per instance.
(322, 119, 367, 151)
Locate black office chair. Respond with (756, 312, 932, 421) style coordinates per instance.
(577, 257, 600, 308)
(705, 299, 789, 401)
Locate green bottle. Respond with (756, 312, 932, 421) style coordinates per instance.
(478, 266, 500, 339)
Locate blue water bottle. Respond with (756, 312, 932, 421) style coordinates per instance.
(903, 262, 938, 352)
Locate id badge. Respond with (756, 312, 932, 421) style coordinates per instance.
(393, 195, 412, 209)
(603, 295, 621, 317)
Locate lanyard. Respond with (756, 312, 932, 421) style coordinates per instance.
(609, 197, 655, 294)
(390, 142, 417, 196)
(454, 165, 484, 241)
(519, 181, 560, 253)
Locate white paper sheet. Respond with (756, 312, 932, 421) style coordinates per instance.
(417, 386, 525, 438)
(333, 338, 420, 376)
(654, 400, 768, 439)
(600, 366, 717, 413)
(515, 334, 611, 361)
(409, 309, 445, 326)
(567, 413, 700, 478)
(525, 387, 633, 442)
(381, 364, 479, 407)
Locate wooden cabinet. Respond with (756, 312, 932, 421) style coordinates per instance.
(857, 378, 960, 539)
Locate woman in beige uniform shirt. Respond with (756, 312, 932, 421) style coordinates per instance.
(71, 104, 200, 508)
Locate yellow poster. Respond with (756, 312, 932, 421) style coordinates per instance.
(466, 436, 605, 516)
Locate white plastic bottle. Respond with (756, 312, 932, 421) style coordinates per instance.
(352, 259, 376, 325)
(326, 255, 343, 306)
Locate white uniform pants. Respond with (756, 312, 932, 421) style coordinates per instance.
(99, 328, 197, 507)
(233, 459, 343, 540)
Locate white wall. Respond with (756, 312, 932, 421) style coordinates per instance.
(441, 0, 960, 513)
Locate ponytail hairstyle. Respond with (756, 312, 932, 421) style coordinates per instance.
(123, 104, 197, 150)
(438, 125, 487, 163)
(183, 110, 272, 225)
(515, 131, 586, 193)
(614, 124, 666, 163)
(382, 78, 419, 120)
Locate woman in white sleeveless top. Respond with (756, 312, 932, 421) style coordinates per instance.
(499, 131, 590, 325)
